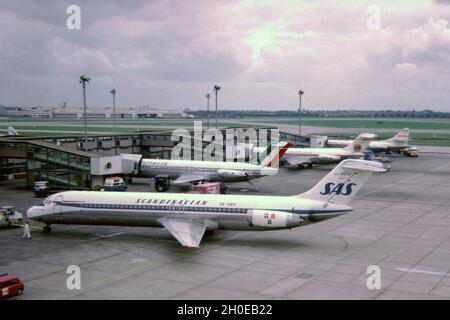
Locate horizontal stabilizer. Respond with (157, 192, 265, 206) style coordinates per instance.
(341, 160, 386, 173)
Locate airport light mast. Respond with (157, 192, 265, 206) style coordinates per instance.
(205, 93, 210, 129)
(298, 89, 304, 137)
(110, 89, 117, 154)
(213, 85, 221, 129)
(80, 75, 90, 151)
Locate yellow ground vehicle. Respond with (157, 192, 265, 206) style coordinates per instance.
(401, 147, 418, 157)
(0, 206, 22, 228)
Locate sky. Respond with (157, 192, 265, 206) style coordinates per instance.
(0, 0, 450, 111)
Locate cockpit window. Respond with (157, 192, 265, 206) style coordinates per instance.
(44, 198, 52, 205)
(35, 201, 46, 206)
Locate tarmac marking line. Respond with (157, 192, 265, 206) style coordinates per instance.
(395, 267, 449, 277)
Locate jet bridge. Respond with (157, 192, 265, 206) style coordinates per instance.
(1, 139, 123, 190)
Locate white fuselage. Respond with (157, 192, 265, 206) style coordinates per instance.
(366, 140, 408, 152)
(284, 147, 363, 163)
(139, 159, 277, 182)
(328, 139, 408, 152)
(254, 147, 362, 165)
(27, 191, 352, 231)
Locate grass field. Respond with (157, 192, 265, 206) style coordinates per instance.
(0, 120, 252, 135)
(1, 117, 449, 146)
(258, 118, 450, 130)
(2, 117, 449, 129)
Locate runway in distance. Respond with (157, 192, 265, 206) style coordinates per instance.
(328, 128, 410, 154)
(26, 159, 385, 247)
(139, 142, 293, 185)
(253, 134, 372, 168)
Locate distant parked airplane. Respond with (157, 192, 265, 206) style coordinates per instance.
(328, 128, 410, 154)
(253, 134, 372, 168)
(138, 142, 293, 185)
(0, 127, 19, 137)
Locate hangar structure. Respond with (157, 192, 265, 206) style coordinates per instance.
(0, 128, 307, 191)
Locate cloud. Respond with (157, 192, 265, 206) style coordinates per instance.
(433, 0, 450, 4)
(402, 18, 450, 66)
(0, 0, 449, 111)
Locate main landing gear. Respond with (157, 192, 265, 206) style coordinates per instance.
(297, 163, 313, 169)
(204, 230, 215, 237)
(42, 224, 52, 233)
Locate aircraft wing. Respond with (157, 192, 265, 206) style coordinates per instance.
(284, 155, 312, 165)
(159, 218, 206, 247)
(172, 174, 209, 184)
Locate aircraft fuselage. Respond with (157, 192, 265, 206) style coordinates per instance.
(27, 191, 352, 232)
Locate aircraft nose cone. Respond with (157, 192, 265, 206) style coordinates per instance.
(26, 207, 35, 219)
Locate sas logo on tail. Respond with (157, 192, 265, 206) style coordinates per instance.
(320, 182, 356, 196)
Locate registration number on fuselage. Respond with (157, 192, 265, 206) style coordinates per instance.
(219, 202, 236, 207)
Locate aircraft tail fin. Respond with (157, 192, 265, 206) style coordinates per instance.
(389, 128, 409, 144)
(7, 127, 19, 136)
(342, 133, 372, 154)
(259, 141, 294, 168)
(297, 159, 385, 205)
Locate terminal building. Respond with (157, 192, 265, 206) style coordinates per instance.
(0, 105, 192, 119)
(0, 128, 307, 191)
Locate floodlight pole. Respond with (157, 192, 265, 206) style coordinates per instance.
(80, 75, 90, 151)
(206, 93, 210, 129)
(213, 85, 221, 129)
(110, 89, 117, 154)
(298, 90, 304, 137)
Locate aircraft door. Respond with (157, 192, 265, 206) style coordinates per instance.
(180, 203, 184, 215)
(175, 203, 183, 215)
(54, 195, 63, 214)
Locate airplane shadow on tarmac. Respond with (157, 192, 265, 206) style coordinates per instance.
(58, 229, 349, 259)
(33, 226, 323, 251)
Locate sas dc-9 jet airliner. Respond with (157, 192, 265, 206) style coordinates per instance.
(26, 159, 385, 247)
